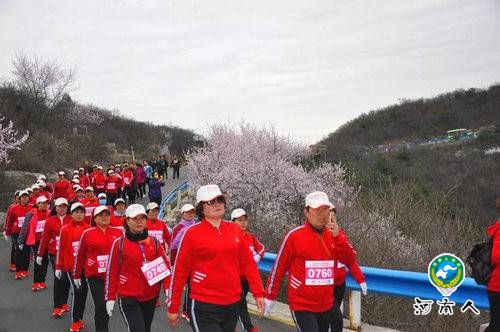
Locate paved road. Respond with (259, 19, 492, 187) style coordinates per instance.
(0, 172, 295, 331)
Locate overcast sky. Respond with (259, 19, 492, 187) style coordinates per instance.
(0, 0, 499, 143)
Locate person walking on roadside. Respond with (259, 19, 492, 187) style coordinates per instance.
(2, 190, 20, 272)
(135, 164, 147, 198)
(105, 170, 122, 206)
(18, 195, 51, 292)
(264, 191, 357, 332)
(54, 171, 71, 199)
(147, 172, 164, 205)
(37, 197, 72, 318)
(74, 206, 122, 332)
(171, 156, 181, 179)
(231, 208, 265, 332)
(105, 204, 172, 332)
(80, 187, 100, 225)
(110, 198, 127, 230)
(167, 184, 265, 331)
(485, 198, 500, 332)
(56, 202, 91, 332)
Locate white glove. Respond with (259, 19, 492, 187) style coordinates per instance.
(264, 298, 275, 316)
(18, 244, 23, 250)
(55, 270, 62, 279)
(253, 254, 261, 264)
(360, 282, 368, 296)
(36, 256, 43, 265)
(106, 300, 115, 317)
(74, 278, 81, 288)
(3, 231, 10, 242)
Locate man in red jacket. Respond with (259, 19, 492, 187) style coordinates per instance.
(93, 166, 106, 195)
(265, 191, 356, 332)
(146, 202, 171, 250)
(2, 190, 20, 272)
(105, 170, 122, 206)
(121, 163, 135, 204)
(54, 171, 71, 199)
(80, 187, 100, 225)
(485, 198, 500, 332)
(78, 168, 91, 189)
(37, 197, 72, 318)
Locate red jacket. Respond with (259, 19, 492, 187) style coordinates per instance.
(265, 222, 356, 312)
(38, 215, 72, 256)
(487, 221, 500, 292)
(110, 215, 126, 229)
(2, 202, 17, 233)
(167, 219, 264, 314)
(147, 219, 171, 249)
(79, 175, 91, 189)
(56, 219, 91, 272)
(80, 197, 100, 225)
(122, 170, 134, 187)
(54, 179, 71, 199)
(105, 175, 122, 194)
(333, 231, 365, 285)
(105, 236, 171, 302)
(240, 231, 265, 277)
(93, 172, 106, 191)
(74, 226, 123, 280)
(21, 208, 49, 245)
(4, 203, 33, 236)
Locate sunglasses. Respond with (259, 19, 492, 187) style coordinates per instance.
(205, 196, 226, 206)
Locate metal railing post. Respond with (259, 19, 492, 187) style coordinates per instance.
(349, 290, 362, 331)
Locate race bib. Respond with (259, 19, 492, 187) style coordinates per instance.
(148, 230, 164, 243)
(72, 241, 80, 257)
(35, 219, 46, 233)
(107, 183, 116, 190)
(85, 207, 95, 217)
(17, 217, 25, 228)
(141, 256, 170, 286)
(55, 236, 60, 250)
(305, 260, 334, 286)
(97, 255, 109, 273)
(124, 177, 131, 185)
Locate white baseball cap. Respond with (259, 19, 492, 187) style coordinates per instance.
(58, 171, 65, 175)
(85, 186, 94, 192)
(31, 184, 40, 190)
(35, 196, 49, 204)
(74, 185, 84, 192)
(97, 193, 106, 199)
(70, 202, 85, 213)
(19, 190, 29, 197)
(79, 167, 84, 171)
(114, 198, 126, 206)
(180, 204, 195, 214)
(126, 204, 147, 218)
(54, 197, 68, 206)
(97, 166, 103, 170)
(305, 191, 334, 209)
(93, 205, 109, 217)
(108, 169, 114, 175)
(231, 208, 246, 220)
(72, 179, 80, 184)
(146, 202, 160, 211)
(37, 180, 46, 187)
(37, 174, 46, 180)
(73, 170, 79, 174)
(73, 175, 80, 179)
(196, 184, 223, 204)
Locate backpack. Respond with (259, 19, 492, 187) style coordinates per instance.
(466, 236, 494, 285)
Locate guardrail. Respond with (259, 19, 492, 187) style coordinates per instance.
(259, 253, 489, 330)
(159, 181, 189, 221)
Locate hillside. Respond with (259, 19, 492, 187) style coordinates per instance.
(0, 83, 198, 172)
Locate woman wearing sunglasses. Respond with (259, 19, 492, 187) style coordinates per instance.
(167, 184, 265, 332)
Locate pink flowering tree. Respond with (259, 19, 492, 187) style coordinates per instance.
(0, 116, 29, 164)
(66, 103, 105, 126)
(186, 124, 356, 249)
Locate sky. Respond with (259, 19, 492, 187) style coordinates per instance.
(0, 0, 499, 144)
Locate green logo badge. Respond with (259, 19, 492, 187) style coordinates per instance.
(428, 253, 465, 297)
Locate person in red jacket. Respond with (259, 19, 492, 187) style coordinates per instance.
(4, 190, 33, 279)
(56, 202, 91, 332)
(80, 187, 100, 225)
(78, 168, 91, 189)
(264, 191, 356, 332)
(18, 195, 50, 291)
(231, 208, 265, 332)
(105, 170, 122, 206)
(146, 202, 171, 250)
(2, 190, 20, 272)
(105, 204, 172, 332)
(326, 209, 366, 332)
(37, 197, 72, 318)
(110, 198, 127, 230)
(54, 171, 71, 199)
(122, 163, 135, 204)
(485, 198, 500, 332)
(167, 184, 265, 331)
(74, 206, 122, 332)
(93, 166, 106, 194)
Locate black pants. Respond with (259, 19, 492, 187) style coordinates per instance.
(149, 197, 161, 205)
(16, 242, 31, 272)
(126, 186, 136, 204)
(291, 307, 334, 332)
(238, 279, 254, 331)
(173, 167, 180, 179)
(330, 283, 346, 332)
(88, 278, 109, 332)
(190, 299, 240, 332)
(138, 183, 146, 197)
(32, 243, 49, 283)
(49, 254, 69, 308)
(486, 290, 500, 332)
(118, 297, 157, 332)
(68, 272, 88, 322)
(10, 234, 17, 265)
(106, 193, 118, 206)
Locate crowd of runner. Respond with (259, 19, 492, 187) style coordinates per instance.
(2, 162, 368, 332)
